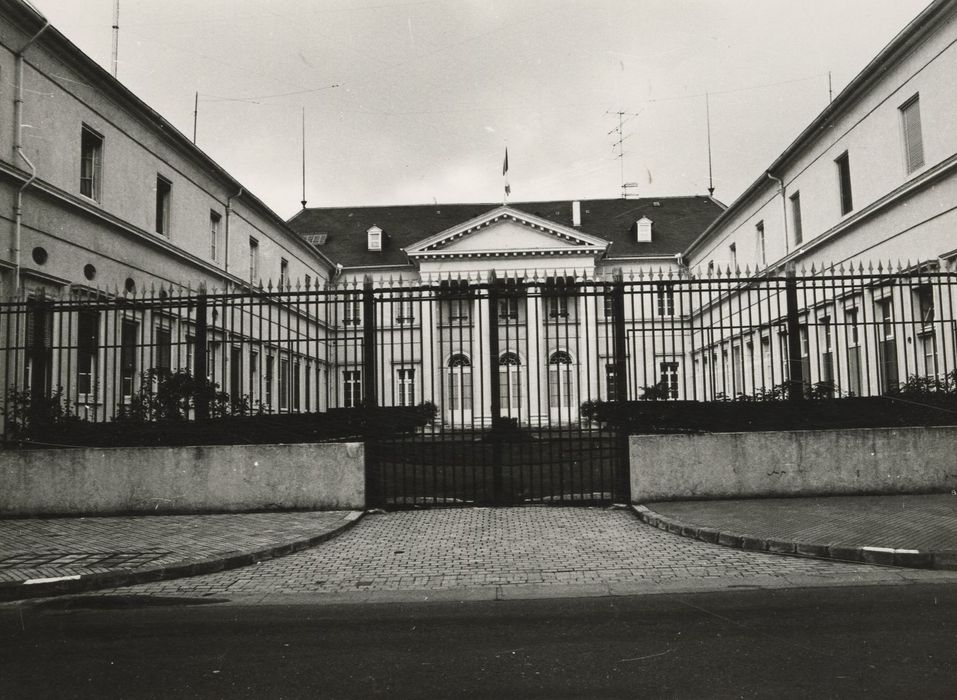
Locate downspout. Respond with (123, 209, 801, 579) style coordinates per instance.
(766, 172, 789, 258)
(13, 18, 51, 292)
(224, 186, 243, 276)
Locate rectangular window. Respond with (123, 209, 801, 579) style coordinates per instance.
(343, 370, 362, 408)
(305, 361, 312, 412)
(80, 126, 103, 201)
(845, 307, 861, 396)
(230, 346, 242, 404)
(120, 320, 137, 398)
(249, 237, 259, 282)
(917, 285, 935, 326)
(731, 345, 743, 394)
(155, 176, 171, 236)
(820, 316, 835, 389)
(396, 368, 415, 407)
(279, 358, 289, 410)
(344, 297, 361, 326)
(210, 211, 221, 261)
(603, 293, 615, 320)
(790, 191, 803, 244)
(249, 351, 259, 400)
(900, 95, 924, 174)
(396, 297, 415, 325)
(755, 221, 766, 267)
(186, 334, 195, 373)
(280, 258, 289, 289)
(155, 326, 172, 373)
(498, 296, 520, 320)
(445, 298, 472, 324)
(24, 301, 53, 394)
(605, 364, 619, 402)
(659, 361, 679, 400)
(729, 243, 737, 269)
(876, 298, 899, 392)
(547, 295, 569, 319)
(656, 285, 675, 316)
(265, 355, 274, 408)
(77, 311, 99, 399)
(922, 334, 938, 378)
(293, 361, 302, 411)
(835, 152, 853, 215)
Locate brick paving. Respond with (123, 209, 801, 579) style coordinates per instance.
(648, 494, 957, 552)
(0, 511, 352, 584)
(100, 507, 895, 598)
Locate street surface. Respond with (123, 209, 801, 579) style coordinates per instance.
(3, 583, 956, 698)
(91, 508, 904, 599)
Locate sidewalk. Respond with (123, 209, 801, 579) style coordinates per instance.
(636, 494, 957, 569)
(0, 510, 362, 601)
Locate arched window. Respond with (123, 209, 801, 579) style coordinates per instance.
(548, 350, 574, 410)
(447, 354, 472, 416)
(448, 354, 471, 368)
(499, 352, 522, 414)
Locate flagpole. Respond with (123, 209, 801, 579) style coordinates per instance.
(503, 147, 510, 205)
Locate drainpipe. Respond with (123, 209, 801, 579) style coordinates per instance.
(13, 18, 51, 292)
(766, 172, 789, 259)
(224, 186, 243, 276)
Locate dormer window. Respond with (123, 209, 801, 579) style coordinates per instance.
(367, 225, 383, 251)
(636, 216, 653, 242)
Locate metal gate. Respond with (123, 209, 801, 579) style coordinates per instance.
(362, 275, 631, 508)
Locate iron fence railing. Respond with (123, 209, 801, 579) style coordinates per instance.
(2, 266, 955, 437)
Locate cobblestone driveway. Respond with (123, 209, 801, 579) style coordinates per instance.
(106, 507, 889, 597)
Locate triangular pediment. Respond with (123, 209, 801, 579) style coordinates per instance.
(404, 206, 609, 259)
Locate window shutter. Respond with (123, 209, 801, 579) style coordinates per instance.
(901, 97, 924, 173)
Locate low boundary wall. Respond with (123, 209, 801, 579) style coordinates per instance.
(630, 426, 957, 502)
(0, 442, 364, 516)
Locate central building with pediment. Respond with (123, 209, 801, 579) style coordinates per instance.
(289, 197, 723, 424)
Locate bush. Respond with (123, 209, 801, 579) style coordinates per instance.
(2, 387, 84, 441)
(116, 369, 232, 422)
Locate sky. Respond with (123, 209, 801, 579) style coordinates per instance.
(31, 0, 932, 219)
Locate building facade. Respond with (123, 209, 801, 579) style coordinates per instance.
(0, 0, 334, 422)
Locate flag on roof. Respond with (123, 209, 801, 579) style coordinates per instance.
(503, 148, 511, 198)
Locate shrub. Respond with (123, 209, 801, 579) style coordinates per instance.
(116, 369, 231, 422)
(2, 387, 84, 441)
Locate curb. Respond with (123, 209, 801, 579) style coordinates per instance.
(0, 510, 365, 602)
(631, 504, 954, 571)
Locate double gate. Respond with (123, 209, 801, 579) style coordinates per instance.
(361, 275, 631, 508)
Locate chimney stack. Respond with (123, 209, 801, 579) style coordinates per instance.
(572, 201, 581, 227)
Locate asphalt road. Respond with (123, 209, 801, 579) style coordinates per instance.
(2, 583, 956, 699)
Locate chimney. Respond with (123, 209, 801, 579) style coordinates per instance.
(636, 216, 653, 242)
(572, 201, 581, 227)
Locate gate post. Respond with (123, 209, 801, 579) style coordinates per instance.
(611, 274, 632, 503)
(784, 266, 805, 402)
(194, 289, 210, 419)
(362, 276, 377, 407)
(361, 276, 379, 508)
(487, 273, 504, 504)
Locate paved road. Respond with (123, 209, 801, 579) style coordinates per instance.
(3, 583, 956, 698)
(89, 507, 940, 600)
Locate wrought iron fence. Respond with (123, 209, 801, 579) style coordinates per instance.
(2, 265, 955, 438)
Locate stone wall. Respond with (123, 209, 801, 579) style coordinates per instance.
(630, 426, 957, 502)
(0, 442, 364, 516)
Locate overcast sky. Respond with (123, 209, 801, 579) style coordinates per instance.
(33, 0, 930, 219)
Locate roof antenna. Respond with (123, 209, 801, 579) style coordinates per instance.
(111, 0, 120, 78)
(828, 70, 833, 103)
(300, 107, 307, 209)
(705, 92, 715, 197)
(607, 109, 641, 198)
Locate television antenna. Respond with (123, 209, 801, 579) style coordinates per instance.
(607, 109, 642, 198)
